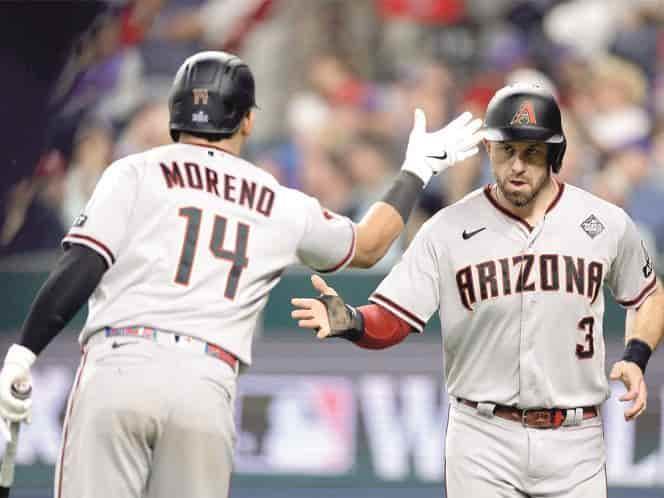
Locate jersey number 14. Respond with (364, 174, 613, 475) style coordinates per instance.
(175, 206, 250, 299)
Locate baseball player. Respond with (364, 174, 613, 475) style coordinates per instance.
(0, 51, 482, 498)
(292, 83, 664, 497)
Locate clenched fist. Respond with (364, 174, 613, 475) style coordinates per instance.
(0, 345, 35, 424)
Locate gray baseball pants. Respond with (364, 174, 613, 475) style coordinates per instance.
(54, 336, 237, 498)
(445, 398, 607, 497)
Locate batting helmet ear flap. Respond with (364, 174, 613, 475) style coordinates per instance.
(549, 138, 566, 173)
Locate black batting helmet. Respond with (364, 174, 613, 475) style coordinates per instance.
(169, 51, 256, 141)
(484, 83, 566, 173)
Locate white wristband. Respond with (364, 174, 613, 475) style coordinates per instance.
(401, 158, 433, 185)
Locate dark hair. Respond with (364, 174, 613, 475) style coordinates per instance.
(173, 130, 232, 142)
(173, 109, 251, 142)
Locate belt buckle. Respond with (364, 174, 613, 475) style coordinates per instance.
(522, 408, 563, 429)
(522, 408, 550, 428)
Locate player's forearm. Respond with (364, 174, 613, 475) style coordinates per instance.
(316, 300, 411, 348)
(351, 203, 404, 268)
(350, 171, 423, 268)
(628, 280, 664, 350)
(354, 304, 411, 349)
(18, 245, 106, 356)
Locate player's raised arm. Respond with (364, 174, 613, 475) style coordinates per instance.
(349, 109, 482, 268)
(294, 212, 440, 345)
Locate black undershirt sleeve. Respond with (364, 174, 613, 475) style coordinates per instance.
(18, 244, 107, 355)
(380, 170, 425, 223)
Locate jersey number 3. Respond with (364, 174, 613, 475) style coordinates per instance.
(576, 316, 595, 359)
(175, 206, 250, 299)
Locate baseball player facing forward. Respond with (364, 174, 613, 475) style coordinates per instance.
(292, 83, 664, 497)
(0, 51, 482, 498)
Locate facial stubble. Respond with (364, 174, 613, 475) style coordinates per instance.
(496, 169, 550, 208)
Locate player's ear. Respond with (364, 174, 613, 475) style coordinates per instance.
(483, 139, 491, 156)
(241, 110, 254, 137)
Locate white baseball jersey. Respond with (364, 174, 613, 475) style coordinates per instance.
(370, 182, 656, 408)
(62, 143, 356, 364)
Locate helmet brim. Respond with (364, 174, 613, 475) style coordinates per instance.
(483, 126, 565, 144)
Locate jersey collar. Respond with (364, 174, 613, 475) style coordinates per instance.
(483, 180, 565, 232)
(181, 142, 239, 157)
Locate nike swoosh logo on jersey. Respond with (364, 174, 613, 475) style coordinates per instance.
(426, 152, 448, 160)
(462, 227, 486, 240)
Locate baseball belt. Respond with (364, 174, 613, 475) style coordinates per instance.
(85, 326, 239, 372)
(458, 398, 598, 429)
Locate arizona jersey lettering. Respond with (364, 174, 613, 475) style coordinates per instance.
(370, 183, 656, 408)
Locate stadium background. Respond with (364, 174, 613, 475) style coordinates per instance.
(1, 1, 664, 497)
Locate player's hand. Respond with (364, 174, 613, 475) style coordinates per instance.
(610, 360, 647, 421)
(0, 345, 35, 424)
(291, 275, 338, 339)
(292, 275, 361, 341)
(401, 109, 483, 185)
(0, 419, 10, 442)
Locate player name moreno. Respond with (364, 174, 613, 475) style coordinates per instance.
(456, 255, 604, 310)
(160, 161, 275, 217)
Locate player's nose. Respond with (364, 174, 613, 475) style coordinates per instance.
(510, 156, 527, 174)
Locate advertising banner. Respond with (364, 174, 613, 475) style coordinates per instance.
(5, 353, 663, 490)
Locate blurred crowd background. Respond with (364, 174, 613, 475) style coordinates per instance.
(2, 4, 664, 496)
(3, 0, 664, 271)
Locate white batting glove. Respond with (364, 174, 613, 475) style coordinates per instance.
(401, 109, 483, 185)
(0, 345, 35, 424)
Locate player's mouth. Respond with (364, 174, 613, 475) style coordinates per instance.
(508, 179, 528, 188)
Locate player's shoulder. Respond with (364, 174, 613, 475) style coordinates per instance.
(410, 187, 487, 242)
(206, 146, 282, 188)
(277, 184, 313, 203)
(452, 186, 489, 209)
(560, 182, 631, 229)
(239, 156, 281, 187)
(560, 182, 614, 208)
(135, 143, 191, 170)
(428, 186, 488, 225)
(101, 150, 147, 179)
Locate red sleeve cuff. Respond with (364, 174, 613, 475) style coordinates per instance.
(354, 304, 412, 349)
(368, 293, 426, 332)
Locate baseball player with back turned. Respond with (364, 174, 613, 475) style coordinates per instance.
(292, 83, 664, 497)
(0, 51, 482, 498)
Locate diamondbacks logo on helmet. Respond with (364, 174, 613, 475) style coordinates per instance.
(510, 101, 537, 126)
(193, 88, 209, 106)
